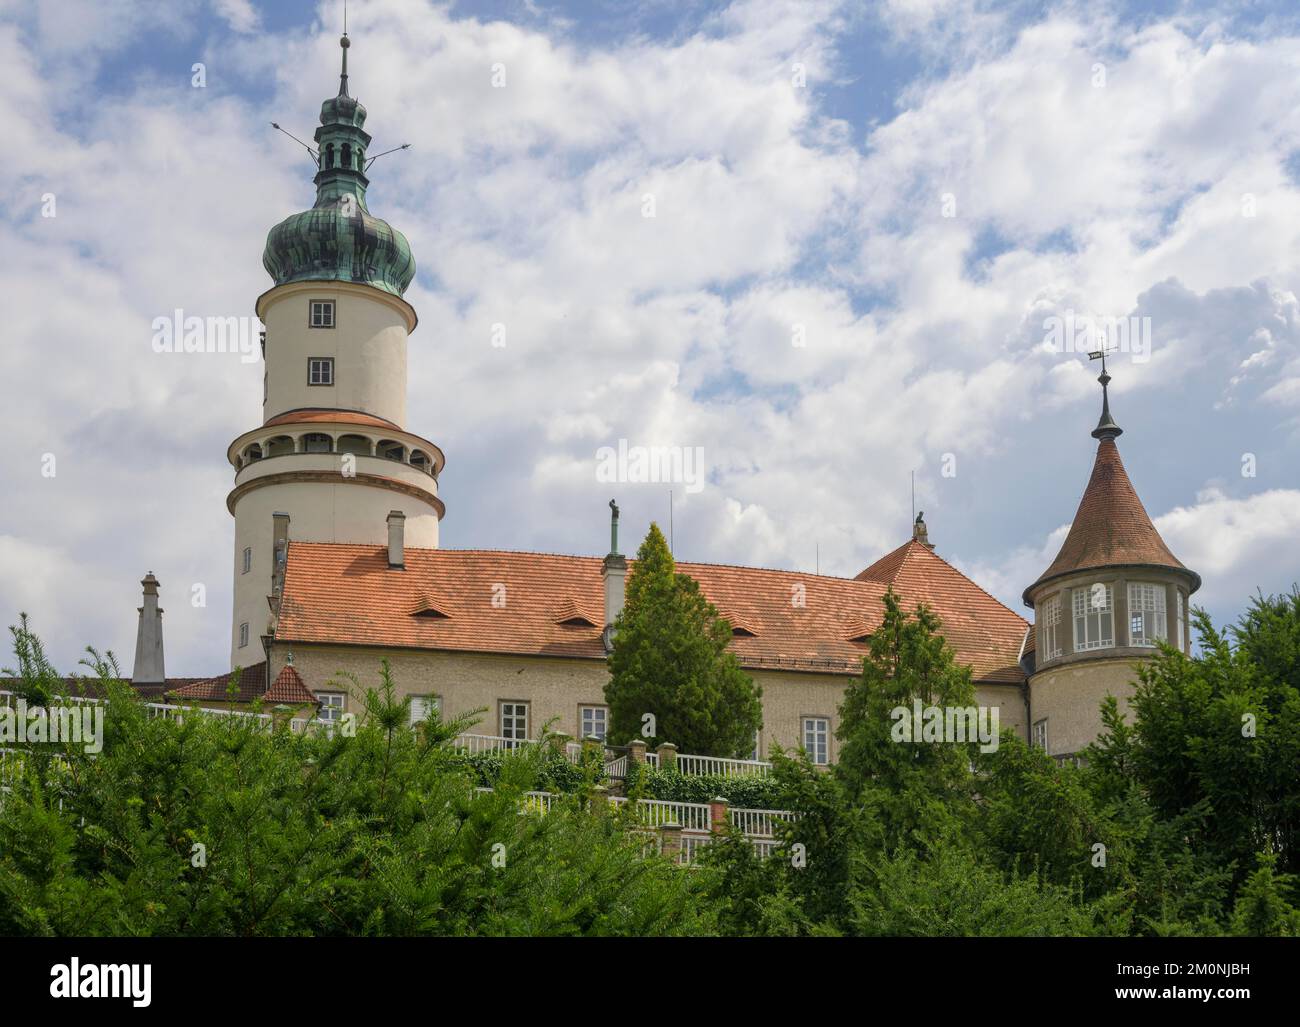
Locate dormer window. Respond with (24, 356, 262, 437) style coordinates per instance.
(1038, 593, 1061, 661)
(310, 301, 335, 328)
(1072, 584, 1114, 652)
(1128, 583, 1167, 647)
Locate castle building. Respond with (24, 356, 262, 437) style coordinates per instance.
(144, 36, 1198, 762)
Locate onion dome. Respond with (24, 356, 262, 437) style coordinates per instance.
(262, 33, 415, 297)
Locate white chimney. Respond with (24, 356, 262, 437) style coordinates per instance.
(132, 571, 166, 685)
(602, 500, 626, 651)
(387, 510, 406, 568)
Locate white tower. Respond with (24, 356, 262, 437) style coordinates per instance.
(225, 33, 443, 669)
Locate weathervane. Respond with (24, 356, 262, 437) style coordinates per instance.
(1087, 344, 1123, 441)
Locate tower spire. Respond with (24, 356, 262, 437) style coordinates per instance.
(1088, 348, 1122, 441)
(338, 29, 350, 98)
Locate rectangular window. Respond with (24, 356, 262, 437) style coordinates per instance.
(1128, 583, 1167, 648)
(500, 701, 529, 747)
(318, 692, 345, 725)
(750, 730, 761, 761)
(1032, 718, 1048, 751)
(308, 358, 334, 385)
(238, 622, 249, 648)
(1039, 593, 1061, 661)
(1176, 590, 1186, 651)
(242, 546, 251, 574)
(579, 704, 607, 742)
(309, 300, 335, 328)
(803, 717, 829, 765)
(410, 694, 440, 726)
(1072, 584, 1114, 652)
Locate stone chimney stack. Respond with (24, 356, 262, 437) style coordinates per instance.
(387, 510, 406, 569)
(132, 572, 165, 685)
(602, 499, 627, 652)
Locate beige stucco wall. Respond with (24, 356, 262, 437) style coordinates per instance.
(267, 643, 1031, 761)
(1029, 657, 1139, 757)
(229, 482, 440, 668)
(259, 281, 413, 427)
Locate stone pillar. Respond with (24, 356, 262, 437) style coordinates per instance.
(628, 739, 647, 765)
(660, 822, 683, 861)
(589, 784, 609, 816)
(549, 731, 571, 755)
(656, 741, 677, 771)
(132, 572, 166, 686)
(709, 796, 730, 835)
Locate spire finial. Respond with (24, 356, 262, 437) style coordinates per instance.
(338, 2, 351, 98)
(1088, 348, 1123, 441)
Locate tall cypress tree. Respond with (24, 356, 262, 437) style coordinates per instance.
(604, 523, 762, 758)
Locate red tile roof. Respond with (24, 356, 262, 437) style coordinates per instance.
(264, 408, 400, 430)
(1025, 438, 1199, 603)
(276, 540, 1028, 684)
(264, 665, 317, 705)
(169, 662, 268, 704)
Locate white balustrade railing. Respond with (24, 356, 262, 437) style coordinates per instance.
(609, 796, 713, 832)
(727, 807, 799, 838)
(673, 752, 771, 778)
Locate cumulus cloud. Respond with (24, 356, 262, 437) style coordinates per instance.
(3, 0, 1300, 674)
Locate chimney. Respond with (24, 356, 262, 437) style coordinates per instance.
(387, 510, 406, 568)
(912, 511, 934, 550)
(602, 499, 626, 651)
(132, 572, 166, 685)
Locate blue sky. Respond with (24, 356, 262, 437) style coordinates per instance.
(5, 0, 1300, 674)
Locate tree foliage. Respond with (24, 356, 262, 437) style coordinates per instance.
(604, 523, 762, 757)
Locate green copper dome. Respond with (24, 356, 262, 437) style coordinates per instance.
(262, 35, 415, 297)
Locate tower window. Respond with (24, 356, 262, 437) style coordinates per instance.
(309, 301, 335, 328)
(238, 622, 249, 648)
(1032, 718, 1048, 751)
(1072, 584, 1114, 652)
(1176, 590, 1186, 651)
(308, 358, 334, 385)
(1038, 593, 1061, 661)
(242, 547, 251, 574)
(1129, 583, 1167, 647)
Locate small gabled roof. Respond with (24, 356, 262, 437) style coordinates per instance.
(264, 665, 317, 705)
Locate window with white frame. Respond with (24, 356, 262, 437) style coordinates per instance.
(409, 694, 440, 726)
(500, 702, 529, 746)
(1032, 718, 1048, 751)
(309, 300, 335, 328)
(308, 358, 334, 385)
(242, 546, 251, 574)
(1038, 593, 1061, 661)
(1176, 590, 1186, 651)
(803, 717, 829, 765)
(318, 692, 345, 725)
(1128, 582, 1167, 648)
(579, 704, 607, 742)
(1072, 584, 1114, 651)
(750, 730, 761, 761)
(238, 622, 249, 648)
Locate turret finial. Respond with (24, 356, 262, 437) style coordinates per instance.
(338, 31, 350, 98)
(1088, 348, 1123, 441)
